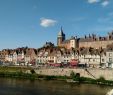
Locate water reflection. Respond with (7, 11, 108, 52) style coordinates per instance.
(0, 78, 112, 95)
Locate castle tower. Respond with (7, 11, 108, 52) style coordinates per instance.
(57, 27, 65, 46)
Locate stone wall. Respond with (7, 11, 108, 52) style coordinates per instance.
(79, 40, 113, 48)
(35, 68, 113, 80)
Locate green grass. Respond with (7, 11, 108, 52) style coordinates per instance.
(0, 66, 30, 72)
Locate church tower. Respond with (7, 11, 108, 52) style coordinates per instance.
(57, 27, 65, 46)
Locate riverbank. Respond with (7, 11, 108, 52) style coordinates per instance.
(1, 71, 113, 86)
(0, 67, 113, 86)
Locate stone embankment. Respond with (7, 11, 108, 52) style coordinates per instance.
(34, 68, 113, 80)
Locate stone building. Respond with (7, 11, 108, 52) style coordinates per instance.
(79, 32, 113, 49)
(57, 27, 78, 49)
(57, 28, 113, 49)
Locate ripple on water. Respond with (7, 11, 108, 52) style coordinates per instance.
(106, 89, 113, 95)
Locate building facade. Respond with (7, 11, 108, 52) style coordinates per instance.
(106, 51, 113, 68)
(57, 28, 113, 49)
(57, 27, 78, 49)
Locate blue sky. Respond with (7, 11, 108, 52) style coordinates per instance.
(0, 0, 113, 50)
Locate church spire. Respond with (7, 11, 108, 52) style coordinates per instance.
(57, 26, 65, 46)
(58, 26, 64, 37)
(61, 26, 63, 32)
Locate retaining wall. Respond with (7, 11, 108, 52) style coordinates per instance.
(35, 68, 113, 80)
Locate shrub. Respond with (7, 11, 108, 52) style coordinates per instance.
(30, 69, 35, 74)
(78, 77, 96, 83)
(97, 76, 105, 82)
(70, 71, 76, 79)
(45, 76, 55, 80)
(56, 75, 67, 80)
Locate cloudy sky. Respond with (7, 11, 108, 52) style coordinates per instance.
(0, 0, 113, 50)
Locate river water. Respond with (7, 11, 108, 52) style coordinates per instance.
(0, 78, 112, 95)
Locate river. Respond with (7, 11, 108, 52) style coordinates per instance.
(0, 78, 112, 95)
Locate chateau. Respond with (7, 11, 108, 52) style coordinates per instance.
(57, 28, 113, 49)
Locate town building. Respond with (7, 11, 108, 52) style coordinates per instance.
(25, 48, 37, 65)
(37, 49, 50, 64)
(106, 50, 113, 68)
(12, 51, 18, 65)
(78, 48, 101, 68)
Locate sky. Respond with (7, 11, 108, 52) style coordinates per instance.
(0, 0, 113, 50)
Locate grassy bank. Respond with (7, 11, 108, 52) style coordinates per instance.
(0, 66, 30, 72)
(0, 66, 36, 80)
(69, 71, 113, 86)
(0, 66, 68, 80)
(0, 67, 113, 86)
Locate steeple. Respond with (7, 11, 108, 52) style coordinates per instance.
(61, 26, 63, 33)
(57, 27, 65, 46)
(58, 26, 64, 37)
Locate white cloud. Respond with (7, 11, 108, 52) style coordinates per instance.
(87, 0, 110, 7)
(88, 0, 100, 3)
(101, 1, 109, 7)
(40, 18, 57, 27)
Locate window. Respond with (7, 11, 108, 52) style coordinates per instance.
(109, 58, 112, 62)
(93, 59, 95, 62)
(89, 59, 90, 62)
(102, 59, 104, 62)
(109, 53, 112, 57)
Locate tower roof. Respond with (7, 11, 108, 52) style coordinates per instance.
(58, 27, 65, 37)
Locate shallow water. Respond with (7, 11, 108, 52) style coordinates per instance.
(0, 78, 112, 95)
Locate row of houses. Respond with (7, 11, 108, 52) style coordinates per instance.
(0, 46, 113, 68)
(0, 47, 37, 65)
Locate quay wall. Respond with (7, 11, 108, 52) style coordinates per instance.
(35, 68, 113, 80)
